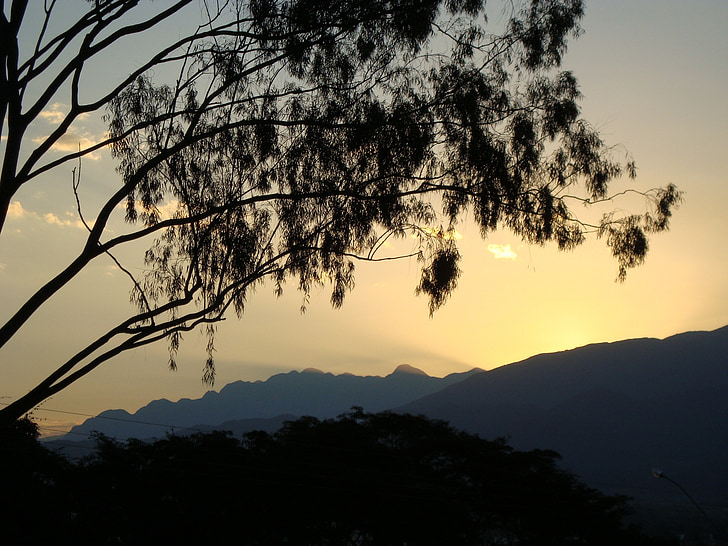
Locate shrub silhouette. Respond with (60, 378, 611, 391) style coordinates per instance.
(3, 411, 679, 545)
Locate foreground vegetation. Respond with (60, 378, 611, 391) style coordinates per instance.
(2, 411, 673, 545)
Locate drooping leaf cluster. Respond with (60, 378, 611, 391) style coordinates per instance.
(98, 0, 680, 380)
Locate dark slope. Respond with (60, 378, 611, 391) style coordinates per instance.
(398, 326, 728, 502)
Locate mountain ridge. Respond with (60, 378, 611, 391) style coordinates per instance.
(64, 365, 483, 440)
(396, 325, 728, 503)
(53, 325, 728, 509)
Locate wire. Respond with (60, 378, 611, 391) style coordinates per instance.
(0, 401, 209, 434)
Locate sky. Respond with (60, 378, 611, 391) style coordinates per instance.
(1, 0, 727, 435)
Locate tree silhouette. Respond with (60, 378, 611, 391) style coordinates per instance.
(2, 411, 670, 545)
(0, 417, 72, 544)
(0, 0, 680, 425)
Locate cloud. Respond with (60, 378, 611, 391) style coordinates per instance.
(488, 243, 517, 260)
(118, 199, 182, 221)
(8, 201, 33, 220)
(104, 265, 120, 277)
(32, 132, 102, 160)
(7, 202, 89, 230)
(157, 200, 182, 220)
(38, 103, 67, 124)
(37, 104, 91, 124)
(43, 212, 89, 229)
(33, 104, 101, 159)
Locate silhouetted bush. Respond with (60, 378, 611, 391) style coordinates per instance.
(3, 412, 674, 545)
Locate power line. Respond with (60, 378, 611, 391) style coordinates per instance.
(0, 401, 208, 434)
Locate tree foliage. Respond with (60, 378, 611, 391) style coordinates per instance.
(1, 411, 670, 545)
(0, 0, 680, 424)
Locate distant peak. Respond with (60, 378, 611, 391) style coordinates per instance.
(302, 367, 324, 374)
(391, 364, 428, 376)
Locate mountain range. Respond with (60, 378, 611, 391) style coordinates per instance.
(52, 325, 728, 521)
(63, 363, 482, 440)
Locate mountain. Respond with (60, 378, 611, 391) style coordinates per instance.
(55, 326, 728, 511)
(63, 364, 482, 441)
(397, 326, 728, 509)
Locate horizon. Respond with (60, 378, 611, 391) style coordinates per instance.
(31, 322, 728, 436)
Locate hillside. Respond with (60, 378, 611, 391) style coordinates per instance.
(397, 326, 728, 512)
(62, 364, 482, 440)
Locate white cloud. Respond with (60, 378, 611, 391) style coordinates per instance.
(8, 202, 88, 228)
(38, 103, 67, 124)
(37, 103, 90, 123)
(33, 103, 101, 159)
(157, 200, 182, 220)
(43, 212, 89, 230)
(32, 132, 102, 160)
(488, 243, 517, 260)
(8, 201, 33, 220)
(117, 199, 182, 221)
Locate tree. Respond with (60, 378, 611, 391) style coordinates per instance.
(0, 416, 72, 544)
(0, 0, 680, 425)
(6, 412, 663, 545)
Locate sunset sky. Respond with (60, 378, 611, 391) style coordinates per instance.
(1, 0, 726, 434)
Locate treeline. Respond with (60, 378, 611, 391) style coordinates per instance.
(2, 410, 672, 545)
